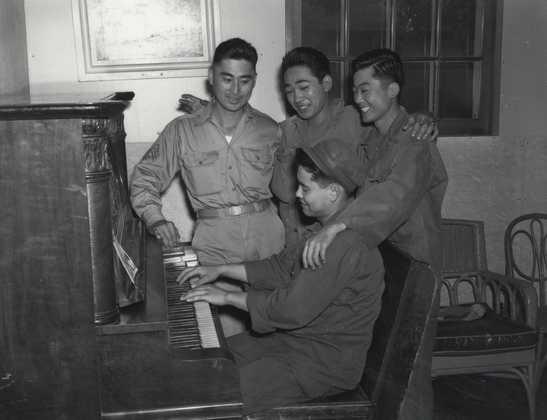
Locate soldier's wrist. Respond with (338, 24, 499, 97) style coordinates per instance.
(149, 219, 169, 234)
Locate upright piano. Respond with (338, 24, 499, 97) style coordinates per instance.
(0, 93, 241, 419)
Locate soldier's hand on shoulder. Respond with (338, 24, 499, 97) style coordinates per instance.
(178, 94, 209, 114)
(403, 112, 438, 141)
(302, 223, 346, 269)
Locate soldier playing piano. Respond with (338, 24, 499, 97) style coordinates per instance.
(179, 137, 385, 415)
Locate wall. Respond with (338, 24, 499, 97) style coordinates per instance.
(438, 0, 547, 272)
(24, 0, 285, 240)
(0, 0, 29, 96)
(24, 0, 286, 142)
(24, 0, 547, 270)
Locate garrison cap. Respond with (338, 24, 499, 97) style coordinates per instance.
(301, 138, 365, 194)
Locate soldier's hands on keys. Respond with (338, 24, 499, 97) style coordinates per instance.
(180, 284, 228, 306)
(176, 266, 221, 288)
(402, 113, 438, 141)
(153, 221, 180, 249)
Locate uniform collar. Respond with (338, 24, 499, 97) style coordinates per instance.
(385, 106, 409, 140)
(193, 101, 257, 127)
(290, 98, 346, 133)
(363, 107, 409, 160)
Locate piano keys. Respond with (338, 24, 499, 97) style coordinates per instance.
(97, 238, 242, 418)
(167, 276, 222, 350)
(162, 244, 230, 357)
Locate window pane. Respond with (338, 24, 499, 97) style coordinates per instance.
(329, 60, 344, 100)
(441, 0, 480, 56)
(302, 0, 341, 56)
(348, 0, 386, 56)
(395, 0, 434, 57)
(439, 62, 477, 119)
(401, 62, 431, 113)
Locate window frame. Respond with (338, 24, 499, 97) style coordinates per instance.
(285, 0, 503, 136)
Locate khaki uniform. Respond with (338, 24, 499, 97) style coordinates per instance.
(130, 103, 284, 264)
(130, 103, 285, 336)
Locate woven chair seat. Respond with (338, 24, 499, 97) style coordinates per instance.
(434, 307, 537, 356)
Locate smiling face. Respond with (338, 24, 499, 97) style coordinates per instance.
(283, 65, 332, 121)
(208, 58, 256, 113)
(295, 165, 335, 219)
(352, 66, 399, 133)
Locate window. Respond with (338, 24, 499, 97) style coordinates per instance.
(285, 0, 502, 135)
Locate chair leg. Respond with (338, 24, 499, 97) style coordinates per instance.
(536, 331, 547, 388)
(509, 365, 536, 420)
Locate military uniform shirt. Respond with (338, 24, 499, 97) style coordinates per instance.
(130, 103, 285, 264)
(243, 224, 384, 396)
(338, 108, 448, 271)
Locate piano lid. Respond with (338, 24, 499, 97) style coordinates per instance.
(0, 91, 134, 120)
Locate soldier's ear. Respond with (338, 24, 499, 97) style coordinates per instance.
(321, 75, 333, 93)
(328, 183, 343, 202)
(208, 67, 213, 86)
(387, 82, 400, 99)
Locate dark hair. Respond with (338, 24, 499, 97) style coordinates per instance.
(281, 47, 331, 81)
(295, 148, 335, 187)
(352, 48, 404, 88)
(213, 38, 258, 70)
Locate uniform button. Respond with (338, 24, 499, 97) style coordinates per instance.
(228, 165, 232, 169)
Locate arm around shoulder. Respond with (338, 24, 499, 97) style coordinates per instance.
(336, 138, 432, 249)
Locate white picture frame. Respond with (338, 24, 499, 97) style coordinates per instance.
(72, 0, 220, 81)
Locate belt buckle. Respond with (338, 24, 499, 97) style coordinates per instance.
(230, 205, 243, 216)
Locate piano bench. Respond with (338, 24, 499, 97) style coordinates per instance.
(245, 386, 374, 420)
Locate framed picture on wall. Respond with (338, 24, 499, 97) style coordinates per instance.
(72, 0, 220, 81)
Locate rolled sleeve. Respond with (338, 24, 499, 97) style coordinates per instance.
(130, 120, 183, 228)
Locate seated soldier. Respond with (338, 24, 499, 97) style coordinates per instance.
(178, 137, 385, 415)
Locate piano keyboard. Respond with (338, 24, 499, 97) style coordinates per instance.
(163, 245, 222, 351)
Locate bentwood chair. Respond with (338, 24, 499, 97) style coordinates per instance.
(504, 213, 547, 389)
(432, 218, 539, 420)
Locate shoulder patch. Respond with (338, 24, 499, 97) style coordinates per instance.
(142, 142, 160, 161)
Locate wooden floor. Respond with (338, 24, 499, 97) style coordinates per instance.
(433, 370, 547, 420)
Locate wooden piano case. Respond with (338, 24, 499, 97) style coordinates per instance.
(0, 93, 240, 419)
(0, 93, 143, 419)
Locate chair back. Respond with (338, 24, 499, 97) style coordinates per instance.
(504, 213, 547, 306)
(362, 242, 438, 420)
(440, 218, 487, 274)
